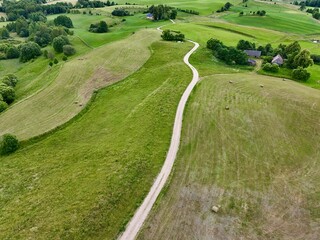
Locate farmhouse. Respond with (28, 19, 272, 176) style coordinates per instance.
(244, 50, 261, 58)
(146, 13, 154, 20)
(272, 54, 284, 65)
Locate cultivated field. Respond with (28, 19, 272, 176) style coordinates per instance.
(139, 73, 320, 239)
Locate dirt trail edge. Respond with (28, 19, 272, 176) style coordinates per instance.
(118, 40, 200, 240)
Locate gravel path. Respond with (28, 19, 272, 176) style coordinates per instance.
(118, 27, 200, 240)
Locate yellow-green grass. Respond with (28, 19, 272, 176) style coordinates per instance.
(116, 0, 242, 15)
(0, 29, 160, 140)
(139, 73, 320, 239)
(0, 40, 193, 239)
(223, 0, 320, 34)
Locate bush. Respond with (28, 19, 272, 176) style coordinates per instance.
(0, 100, 8, 113)
(53, 58, 58, 64)
(112, 9, 130, 16)
(89, 21, 108, 33)
(52, 35, 70, 53)
(54, 15, 74, 28)
(62, 55, 68, 61)
(6, 46, 20, 59)
(161, 30, 185, 41)
(0, 83, 15, 104)
(292, 67, 310, 81)
(19, 42, 42, 62)
(262, 63, 279, 72)
(2, 74, 18, 87)
(0, 134, 19, 155)
(49, 61, 53, 67)
(63, 45, 76, 56)
(207, 38, 224, 51)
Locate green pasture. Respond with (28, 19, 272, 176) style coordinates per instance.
(0, 29, 160, 140)
(0, 40, 193, 239)
(140, 73, 320, 239)
(223, 0, 320, 34)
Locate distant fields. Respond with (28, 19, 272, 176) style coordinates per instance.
(0, 40, 193, 239)
(223, 0, 320, 34)
(0, 29, 160, 140)
(139, 73, 320, 239)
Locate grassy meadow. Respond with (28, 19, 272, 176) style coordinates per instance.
(1, 0, 320, 238)
(139, 73, 320, 239)
(0, 40, 193, 239)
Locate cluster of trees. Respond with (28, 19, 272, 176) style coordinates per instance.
(262, 63, 279, 72)
(149, 5, 177, 20)
(0, 0, 118, 21)
(216, 2, 232, 13)
(161, 30, 185, 41)
(294, 0, 320, 7)
(0, 43, 20, 60)
(3, 15, 75, 62)
(89, 21, 108, 33)
(75, 0, 116, 8)
(176, 8, 199, 15)
(0, 0, 72, 21)
(306, 8, 320, 19)
(0, 74, 18, 113)
(237, 40, 274, 56)
(260, 41, 313, 81)
(239, 10, 266, 16)
(207, 38, 248, 65)
(112, 8, 131, 16)
(0, 134, 19, 155)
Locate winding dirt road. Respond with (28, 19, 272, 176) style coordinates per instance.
(118, 38, 200, 240)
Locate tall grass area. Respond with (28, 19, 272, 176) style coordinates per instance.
(139, 73, 320, 239)
(0, 40, 193, 239)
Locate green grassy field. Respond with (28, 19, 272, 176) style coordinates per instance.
(0, 29, 160, 140)
(0, 40, 193, 239)
(139, 73, 320, 239)
(223, 0, 320, 34)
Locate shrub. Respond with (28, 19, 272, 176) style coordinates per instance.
(53, 58, 58, 64)
(54, 15, 74, 28)
(0, 83, 15, 104)
(2, 74, 18, 87)
(0, 100, 8, 113)
(263, 63, 279, 72)
(49, 61, 53, 67)
(19, 42, 42, 62)
(52, 36, 70, 53)
(161, 30, 185, 41)
(292, 67, 310, 81)
(62, 55, 68, 61)
(63, 45, 76, 56)
(89, 21, 108, 33)
(0, 134, 19, 155)
(6, 46, 20, 59)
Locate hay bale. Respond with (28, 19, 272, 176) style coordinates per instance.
(229, 80, 233, 84)
(225, 106, 230, 110)
(260, 84, 264, 88)
(282, 78, 286, 81)
(211, 205, 221, 213)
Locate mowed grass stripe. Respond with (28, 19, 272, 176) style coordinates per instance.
(139, 73, 320, 239)
(0, 29, 160, 140)
(0, 41, 193, 239)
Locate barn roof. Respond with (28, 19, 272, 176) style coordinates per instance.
(244, 50, 261, 57)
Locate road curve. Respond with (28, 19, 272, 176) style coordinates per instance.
(118, 40, 200, 240)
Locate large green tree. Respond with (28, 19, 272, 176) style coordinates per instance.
(19, 42, 42, 62)
(54, 15, 74, 28)
(293, 49, 313, 68)
(52, 35, 70, 53)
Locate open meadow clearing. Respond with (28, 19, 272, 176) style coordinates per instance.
(139, 73, 320, 239)
(0, 29, 160, 140)
(0, 40, 193, 239)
